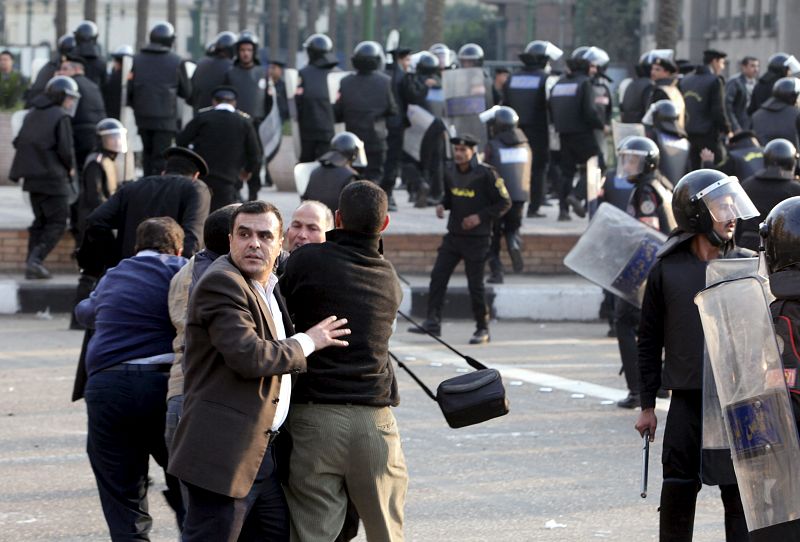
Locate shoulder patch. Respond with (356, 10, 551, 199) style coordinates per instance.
(495, 177, 510, 199)
(197, 106, 214, 113)
(237, 110, 251, 119)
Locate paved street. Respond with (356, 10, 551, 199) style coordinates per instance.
(0, 315, 730, 541)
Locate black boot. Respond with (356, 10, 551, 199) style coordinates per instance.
(505, 231, 524, 273)
(407, 319, 441, 337)
(469, 328, 490, 344)
(616, 392, 640, 409)
(25, 245, 52, 280)
(659, 478, 699, 541)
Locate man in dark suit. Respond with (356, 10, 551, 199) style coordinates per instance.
(168, 200, 350, 541)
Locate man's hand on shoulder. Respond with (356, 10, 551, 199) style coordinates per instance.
(305, 316, 351, 351)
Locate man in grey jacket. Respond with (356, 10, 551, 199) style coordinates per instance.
(725, 56, 759, 133)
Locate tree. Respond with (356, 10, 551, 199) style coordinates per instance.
(344, 0, 354, 64)
(219, 0, 230, 32)
(239, 0, 248, 31)
(84, 0, 97, 22)
(655, 0, 680, 50)
(423, 0, 444, 48)
(55, 0, 68, 41)
(375, 0, 383, 43)
(574, 0, 642, 68)
(390, 0, 399, 31)
(136, 0, 149, 50)
(288, 0, 299, 67)
(270, 0, 280, 59)
(307, 0, 318, 35)
(328, 0, 338, 45)
(168, 0, 177, 26)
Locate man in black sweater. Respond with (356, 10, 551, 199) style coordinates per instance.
(280, 181, 406, 541)
(177, 86, 260, 211)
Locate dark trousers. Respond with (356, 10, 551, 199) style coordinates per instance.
(558, 132, 598, 212)
(181, 444, 289, 542)
(420, 126, 446, 199)
(204, 178, 240, 212)
(140, 130, 175, 177)
(427, 233, 491, 329)
(520, 127, 548, 212)
(488, 201, 524, 276)
(249, 118, 265, 199)
(688, 133, 725, 171)
(300, 138, 330, 163)
(380, 127, 404, 197)
(358, 149, 386, 184)
(659, 390, 749, 542)
(614, 297, 640, 394)
(27, 192, 69, 263)
(85, 368, 185, 541)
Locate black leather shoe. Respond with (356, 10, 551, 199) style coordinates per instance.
(509, 248, 524, 273)
(407, 321, 441, 337)
(487, 273, 504, 284)
(557, 210, 571, 221)
(567, 194, 586, 218)
(527, 211, 546, 218)
(656, 388, 670, 399)
(25, 261, 52, 280)
(469, 328, 490, 344)
(617, 393, 640, 409)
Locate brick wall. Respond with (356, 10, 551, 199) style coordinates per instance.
(0, 230, 78, 272)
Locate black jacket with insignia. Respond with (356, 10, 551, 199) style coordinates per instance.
(769, 270, 800, 426)
(442, 155, 511, 236)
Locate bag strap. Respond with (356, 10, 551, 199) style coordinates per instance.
(389, 351, 438, 402)
(397, 310, 488, 371)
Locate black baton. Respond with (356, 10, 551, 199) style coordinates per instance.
(641, 429, 650, 499)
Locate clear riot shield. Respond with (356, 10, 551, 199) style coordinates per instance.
(10, 110, 27, 139)
(119, 54, 137, 182)
(657, 132, 690, 186)
(586, 156, 603, 218)
(563, 202, 667, 307)
(403, 104, 435, 162)
(178, 61, 196, 131)
(327, 70, 352, 134)
(611, 120, 645, 149)
(293, 161, 319, 195)
(259, 78, 283, 161)
(695, 277, 800, 534)
(284, 68, 301, 159)
(442, 67, 488, 148)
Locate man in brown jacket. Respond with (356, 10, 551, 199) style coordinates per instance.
(168, 200, 350, 541)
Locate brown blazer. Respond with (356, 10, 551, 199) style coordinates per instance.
(168, 255, 306, 498)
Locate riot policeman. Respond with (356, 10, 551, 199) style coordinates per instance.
(503, 40, 563, 218)
(748, 52, 800, 116)
(619, 52, 654, 123)
(176, 86, 261, 210)
(483, 106, 531, 283)
(102, 45, 133, 120)
(635, 169, 758, 541)
(751, 76, 800, 148)
(679, 49, 732, 170)
(457, 43, 494, 108)
(72, 21, 107, 88)
(737, 138, 800, 251)
(302, 131, 363, 214)
(335, 41, 397, 184)
(25, 34, 75, 107)
(382, 43, 413, 211)
(409, 134, 511, 344)
(643, 99, 688, 186)
(191, 31, 236, 112)
(129, 22, 192, 176)
(549, 47, 605, 221)
(587, 47, 613, 169)
(59, 56, 107, 175)
(429, 43, 457, 71)
(9, 76, 79, 279)
(297, 33, 339, 162)
(716, 130, 764, 181)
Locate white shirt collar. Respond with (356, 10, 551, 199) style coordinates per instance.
(215, 103, 236, 113)
(135, 249, 162, 257)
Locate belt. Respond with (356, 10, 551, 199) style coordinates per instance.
(100, 363, 172, 373)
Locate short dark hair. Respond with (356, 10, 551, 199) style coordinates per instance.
(164, 156, 200, 176)
(741, 56, 758, 66)
(337, 181, 387, 234)
(134, 216, 184, 254)
(204, 204, 239, 255)
(0, 50, 13, 59)
(230, 200, 284, 235)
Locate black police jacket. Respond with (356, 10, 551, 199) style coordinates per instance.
(620, 76, 653, 123)
(626, 171, 675, 235)
(102, 68, 123, 120)
(549, 73, 604, 135)
(176, 106, 261, 186)
(748, 71, 781, 116)
(24, 60, 58, 108)
(769, 270, 800, 425)
(679, 65, 731, 136)
(72, 74, 107, 153)
(302, 162, 358, 213)
(442, 156, 511, 236)
(225, 61, 270, 120)
(75, 42, 107, 88)
(190, 56, 233, 111)
(9, 95, 75, 194)
(385, 64, 409, 130)
(502, 67, 549, 137)
(484, 129, 531, 202)
(738, 169, 800, 250)
(752, 98, 800, 148)
(335, 71, 398, 152)
(297, 63, 336, 142)
(129, 44, 192, 131)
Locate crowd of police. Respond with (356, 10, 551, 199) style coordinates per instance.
(10, 14, 800, 542)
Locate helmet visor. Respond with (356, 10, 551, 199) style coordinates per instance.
(695, 177, 759, 223)
(63, 96, 80, 118)
(786, 55, 800, 75)
(352, 138, 367, 168)
(544, 43, 563, 61)
(616, 150, 647, 180)
(101, 131, 128, 154)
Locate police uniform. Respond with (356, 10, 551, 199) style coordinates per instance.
(620, 76, 653, 123)
(302, 154, 359, 214)
(71, 73, 107, 171)
(402, 72, 447, 202)
(421, 144, 511, 334)
(591, 76, 613, 169)
(738, 170, 800, 250)
(717, 135, 764, 180)
(77, 151, 119, 242)
(381, 51, 412, 204)
(503, 67, 551, 215)
(679, 65, 731, 170)
(74, 41, 107, 88)
(484, 128, 531, 281)
(191, 56, 233, 112)
(752, 98, 800, 148)
(297, 61, 337, 162)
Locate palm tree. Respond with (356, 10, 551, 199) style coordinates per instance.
(423, 0, 444, 48)
(307, 0, 318, 34)
(136, 0, 149, 50)
(288, 0, 299, 68)
(219, 0, 230, 32)
(655, 0, 679, 50)
(270, 0, 280, 59)
(344, 0, 354, 63)
(328, 0, 338, 45)
(84, 0, 97, 22)
(55, 0, 68, 41)
(374, 0, 382, 43)
(239, 0, 248, 31)
(390, 0, 399, 30)
(168, 0, 177, 27)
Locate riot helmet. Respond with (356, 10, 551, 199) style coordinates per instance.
(646, 99, 684, 135)
(215, 31, 238, 58)
(74, 21, 98, 44)
(96, 118, 128, 154)
(111, 45, 134, 60)
(149, 22, 175, 48)
(57, 34, 76, 56)
(45, 76, 81, 116)
(616, 136, 660, 183)
(760, 196, 800, 273)
(414, 51, 439, 76)
(763, 138, 798, 174)
(767, 52, 800, 77)
(520, 40, 563, 67)
(304, 33, 334, 61)
(328, 131, 367, 167)
(672, 169, 758, 246)
(568, 46, 591, 74)
(429, 43, 456, 70)
(772, 76, 800, 105)
(352, 41, 384, 72)
(480, 105, 518, 137)
(235, 30, 260, 63)
(205, 40, 216, 56)
(457, 43, 484, 67)
(583, 46, 610, 69)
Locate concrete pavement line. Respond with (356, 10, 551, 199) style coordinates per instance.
(391, 341, 671, 413)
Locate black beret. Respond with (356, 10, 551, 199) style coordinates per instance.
(703, 49, 727, 61)
(212, 85, 238, 100)
(162, 146, 209, 177)
(450, 133, 479, 147)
